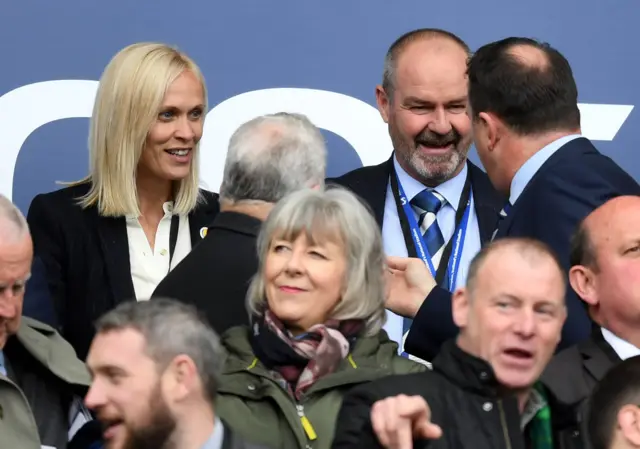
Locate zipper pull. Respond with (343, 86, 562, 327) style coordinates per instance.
(296, 404, 317, 441)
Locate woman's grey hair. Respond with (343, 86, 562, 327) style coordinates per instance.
(0, 194, 29, 241)
(246, 187, 387, 336)
(219, 112, 327, 204)
(94, 298, 225, 407)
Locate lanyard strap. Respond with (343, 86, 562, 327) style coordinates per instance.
(389, 162, 472, 291)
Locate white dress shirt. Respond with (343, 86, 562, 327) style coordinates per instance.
(382, 156, 482, 347)
(602, 327, 640, 360)
(126, 201, 192, 300)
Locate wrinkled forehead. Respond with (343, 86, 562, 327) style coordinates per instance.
(394, 40, 469, 99)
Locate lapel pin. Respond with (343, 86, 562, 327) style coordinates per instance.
(200, 227, 208, 239)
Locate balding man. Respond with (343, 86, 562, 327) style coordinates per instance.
(465, 37, 640, 352)
(329, 28, 502, 361)
(543, 196, 640, 423)
(152, 112, 327, 335)
(0, 194, 97, 449)
(332, 238, 584, 449)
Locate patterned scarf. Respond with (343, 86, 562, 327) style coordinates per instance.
(527, 382, 554, 449)
(249, 309, 364, 400)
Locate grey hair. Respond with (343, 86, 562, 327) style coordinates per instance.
(246, 187, 387, 336)
(0, 194, 29, 241)
(219, 112, 327, 204)
(94, 298, 225, 406)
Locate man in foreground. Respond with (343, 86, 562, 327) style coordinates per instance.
(84, 298, 270, 449)
(332, 238, 584, 449)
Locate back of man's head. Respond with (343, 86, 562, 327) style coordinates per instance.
(467, 37, 580, 136)
(219, 112, 327, 204)
(0, 194, 29, 243)
(589, 355, 640, 449)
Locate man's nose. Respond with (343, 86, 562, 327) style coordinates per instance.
(513, 309, 536, 337)
(84, 381, 107, 410)
(428, 109, 453, 135)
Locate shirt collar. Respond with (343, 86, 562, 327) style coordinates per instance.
(0, 350, 6, 377)
(125, 201, 174, 221)
(200, 417, 225, 449)
(509, 134, 582, 205)
(601, 327, 640, 360)
(393, 154, 468, 211)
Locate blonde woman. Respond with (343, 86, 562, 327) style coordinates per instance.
(216, 187, 426, 449)
(26, 43, 218, 360)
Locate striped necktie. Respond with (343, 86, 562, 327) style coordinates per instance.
(411, 189, 446, 266)
(401, 189, 446, 360)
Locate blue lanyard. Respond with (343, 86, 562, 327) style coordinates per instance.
(395, 177, 472, 291)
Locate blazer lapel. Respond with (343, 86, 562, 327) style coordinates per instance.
(90, 209, 136, 304)
(467, 162, 502, 244)
(188, 192, 221, 246)
(581, 330, 620, 382)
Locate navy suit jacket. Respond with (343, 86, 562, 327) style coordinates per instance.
(328, 158, 503, 359)
(22, 256, 59, 329)
(407, 137, 640, 360)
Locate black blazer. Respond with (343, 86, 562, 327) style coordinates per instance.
(26, 182, 220, 360)
(542, 327, 620, 410)
(493, 137, 640, 351)
(327, 158, 502, 359)
(151, 211, 262, 335)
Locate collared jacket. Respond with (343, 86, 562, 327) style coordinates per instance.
(332, 340, 586, 449)
(1, 317, 92, 449)
(216, 326, 425, 449)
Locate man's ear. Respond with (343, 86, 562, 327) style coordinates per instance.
(477, 112, 502, 153)
(452, 287, 470, 329)
(163, 354, 199, 403)
(618, 404, 640, 446)
(569, 265, 599, 310)
(375, 85, 391, 123)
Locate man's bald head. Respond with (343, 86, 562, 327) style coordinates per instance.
(466, 237, 566, 297)
(382, 28, 470, 98)
(571, 196, 640, 271)
(0, 194, 29, 244)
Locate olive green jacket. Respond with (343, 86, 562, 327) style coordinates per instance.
(0, 317, 91, 449)
(216, 326, 426, 449)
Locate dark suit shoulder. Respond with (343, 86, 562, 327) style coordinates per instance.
(327, 160, 388, 189)
(542, 344, 592, 406)
(28, 183, 91, 213)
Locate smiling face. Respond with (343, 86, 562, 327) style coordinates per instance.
(453, 246, 566, 390)
(377, 38, 472, 186)
(263, 232, 347, 334)
(137, 70, 205, 184)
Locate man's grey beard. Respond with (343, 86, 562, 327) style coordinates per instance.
(397, 145, 467, 186)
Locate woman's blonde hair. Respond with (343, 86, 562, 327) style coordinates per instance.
(70, 42, 207, 217)
(246, 187, 388, 336)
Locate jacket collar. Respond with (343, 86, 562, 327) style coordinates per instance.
(434, 340, 579, 429)
(432, 340, 502, 397)
(7, 317, 90, 387)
